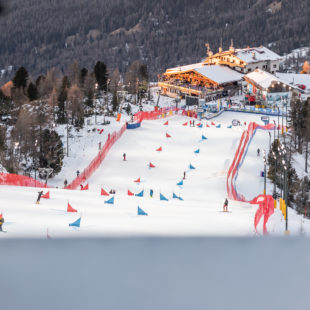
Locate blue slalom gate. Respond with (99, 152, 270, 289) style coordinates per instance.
(177, 180, 183, 186)
(104, 197, 114, 204)
(194, 149, 200, 154)
(189, 164, 196, 170)
(160, 193, 169, 201)
(202, 135, 207, 140)
(69, 217, 81, 228)
(216, 124, 221, 128)
(137, 206, 148, 216)
(135, 190, 144, 197)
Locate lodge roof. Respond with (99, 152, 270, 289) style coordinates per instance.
(194, 65, 244, 84)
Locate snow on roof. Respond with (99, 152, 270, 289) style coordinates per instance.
(276, 73, 310, 90)
(165, 62, 205, 74)
(235, 46, 282, 64)
(244, 69, 289, 89)
(194, 65, 244, 84)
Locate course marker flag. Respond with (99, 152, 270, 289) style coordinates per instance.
(105, 197, 114, 205)
(67, 203, 77, 213)
(101, 188, 109, 196)
(42, 191, 50, 199)
(160, 193, 169, 201)
(135, 190, 144, 197)
(138, 206, 148, 216)
(69, 217, 81, 228)
(128, 190, 134, 196)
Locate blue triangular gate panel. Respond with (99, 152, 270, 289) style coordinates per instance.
(202, 135, 207, 140)
(135, 190, 144, 197)
(138, 206, 148, 216)
(177, 180, 183, 186)
(194, 149, 200, 154)
(160, 193, 169, 201)
(173, 192, 179, 199)
(189, 164, 196, 170)
(104, 197, 114, 204)
(69, 217, 81, 228)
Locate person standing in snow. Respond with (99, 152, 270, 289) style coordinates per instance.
(223, 198, 229, 212)
(123, 153, 126, 161)
(76, 170, 80, 177)
(192, 119, 195, 127)
(190, 120, 192, 127)
(64, 179, 68, 187)
(0, 214, 4, 232)
(36, 190, 44, 204)
(183, 171, 186, 180)
(257, 148, 260, 156)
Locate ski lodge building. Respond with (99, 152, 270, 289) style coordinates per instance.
(159, 44, 282, 100)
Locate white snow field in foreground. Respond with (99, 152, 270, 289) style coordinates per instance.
(1, 237, 310, 310)
(1, 112, 309, 237)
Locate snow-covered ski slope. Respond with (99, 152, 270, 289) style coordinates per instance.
(1, 111, 310, 238)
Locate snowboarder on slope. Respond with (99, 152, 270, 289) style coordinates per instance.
(123, 153, 126, 161)
(36, 190, 44, 204)
(223, 198, 229, 212)
(0, 214, 4, 232)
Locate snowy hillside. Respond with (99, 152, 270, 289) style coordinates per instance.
(1, 111, 310, 238)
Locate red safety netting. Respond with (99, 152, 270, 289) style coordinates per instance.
(65, 123, 127, 190)
(133, 107, 179, 123)
(226, 122, 276, 233)
(0, 173, 48, 188)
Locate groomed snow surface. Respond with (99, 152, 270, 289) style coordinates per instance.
(1, 111, 310, 238)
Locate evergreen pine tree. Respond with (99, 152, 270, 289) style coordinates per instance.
(94, 61, 108, 91)
(13, 67, 29, 89)
(27, 82, 38, 101)
(39, 129, 64, 176)
(57, 76, 69, 124)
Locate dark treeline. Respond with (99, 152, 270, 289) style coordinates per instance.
(0, 0, 310, 82)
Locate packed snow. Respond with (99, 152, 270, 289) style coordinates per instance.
(1, 110, 310, 238)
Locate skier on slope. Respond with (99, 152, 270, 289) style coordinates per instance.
(36, 190, 44, 204)
(0, 214, 4, 232)
(223, 198, 229, 212)
(123, 153, 126, 161)
(257, 148, 260, 157)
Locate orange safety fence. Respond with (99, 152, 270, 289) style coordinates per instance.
(0, 173, 48, 188)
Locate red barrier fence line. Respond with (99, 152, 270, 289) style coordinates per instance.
(65, 123, 127, 190)
(226, 122, 275, 233)
(0, 173, 48, 188)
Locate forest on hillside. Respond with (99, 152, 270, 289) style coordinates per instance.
(0, 0, 310, 81)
